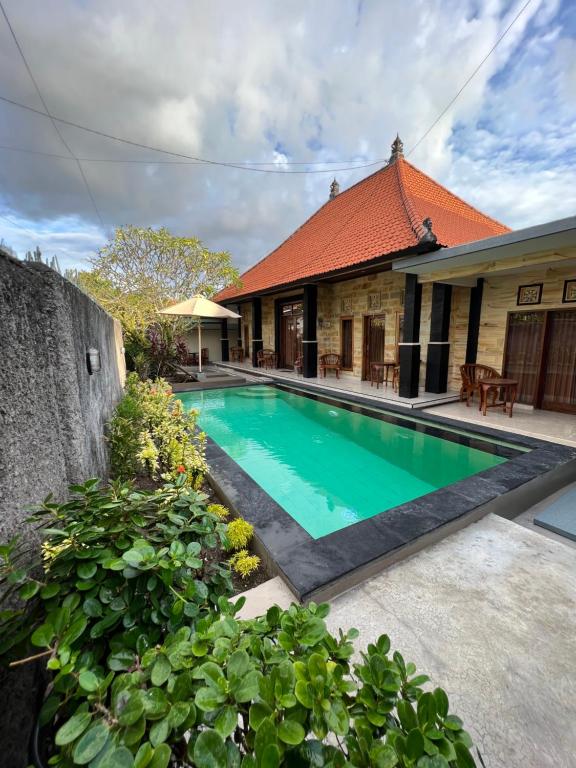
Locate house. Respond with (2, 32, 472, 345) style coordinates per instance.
(216, 136, 576, 413)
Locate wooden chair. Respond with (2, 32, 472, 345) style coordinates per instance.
(256, 349, 267, 368)
(294, 355, 303, 375)
(460, 364, 501, 406)
(201, 348, 209, 364)
(319, 353, 342, 379)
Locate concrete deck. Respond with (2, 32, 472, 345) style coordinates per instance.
(217, 361, 458, 410)
(237, 514, 576, 768)
(425, 400, 576, 448)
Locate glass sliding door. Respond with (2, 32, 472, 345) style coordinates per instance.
(503, 312, 545, 405)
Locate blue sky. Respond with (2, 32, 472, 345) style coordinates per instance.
(0, 0, 575, 272)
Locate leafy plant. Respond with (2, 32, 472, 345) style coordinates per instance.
(208, 504, 230, 520)
(229, 550, 261, 580)
(18, 598, 477, 767)
(107, 373, 207, 484)
(226, 519, 255, 551)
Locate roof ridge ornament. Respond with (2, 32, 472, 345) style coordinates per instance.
(419, 217, 437, 245)
(389, 134, 404, 164)
(329, 178, 340, 200)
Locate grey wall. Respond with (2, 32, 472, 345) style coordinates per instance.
(0, 252, 124, 766)
(0, 252, 124, 541)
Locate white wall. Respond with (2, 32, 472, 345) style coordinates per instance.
(184, 327, 222, 362)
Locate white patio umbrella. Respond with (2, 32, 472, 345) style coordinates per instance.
(159, 295, 241, 373)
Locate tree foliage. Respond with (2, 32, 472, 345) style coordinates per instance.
(76, 226, 240, 335)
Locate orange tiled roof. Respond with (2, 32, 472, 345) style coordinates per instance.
(216, 154, 510, 301)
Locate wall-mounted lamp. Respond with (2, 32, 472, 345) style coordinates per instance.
(86, 347, 101, 375)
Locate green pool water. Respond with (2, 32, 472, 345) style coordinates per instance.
(178, 386, 506, 539)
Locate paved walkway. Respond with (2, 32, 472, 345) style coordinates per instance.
(238, 514, 576, 768)
(425, 400, 576, 447)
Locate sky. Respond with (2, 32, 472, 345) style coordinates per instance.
(0, 0, 575, 273)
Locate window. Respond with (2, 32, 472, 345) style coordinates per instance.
(340, 317, 353, 370)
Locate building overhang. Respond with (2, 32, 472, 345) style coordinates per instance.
(392, 216, 576, 285)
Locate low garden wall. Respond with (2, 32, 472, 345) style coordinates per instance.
(0, 250, 125, 765)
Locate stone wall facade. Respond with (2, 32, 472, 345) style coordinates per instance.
(477, 263, 576, 373)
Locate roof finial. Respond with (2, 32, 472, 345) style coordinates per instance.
(389, 134, 404, 164)
(419, 217, 437, 245)
(329, 178, 340, 200)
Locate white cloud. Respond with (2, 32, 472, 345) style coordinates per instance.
(0, 0, 574, 272)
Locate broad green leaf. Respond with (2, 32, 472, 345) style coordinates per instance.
(196, 686, 226, 711)
(150, 717, 170, 747)
(194, 729, 227, 768)
(83, 597, 103, 618)
(369, 743, 398, 768)
(78, 670, 99, 692)
(444, 715, 464, 731)
(249, 702, 273, 731)
(278, 719, 305, 745)
(151, 655, 171, 686)
(54, 711, 92, 746)
(227, 649, 250, 680)
(77, 562, 97, 580)
(418, 692, 437, 729)
(454, 742, 476, 768)
(405, 729, 425, 761)
(433, 688, 449, 719)
(40, 583, 61, 599)
(143, 688, 169, 720)
(103, 746, 135, 768)
(118, 692, 145, 726)
(31, 623, 54, 648)
(134, 742, 154, 768)
(294, 680, 314, 708)
(214, 705, 237, 738)
(72, 722, 109, 764)
(148, 744, 171, 768)
(261, 744, 280, 768)
(19, 581, 40, 600)
(231, 671, 262, 703)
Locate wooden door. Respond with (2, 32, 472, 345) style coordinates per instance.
(541, 310, 576, 413)
(280, 303, 303, 367)
(362, 314, 386, 379)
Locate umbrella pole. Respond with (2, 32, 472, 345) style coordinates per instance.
(198, 320, 202, 373)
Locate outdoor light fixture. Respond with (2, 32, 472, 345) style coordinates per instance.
(86, 347, 101, 375)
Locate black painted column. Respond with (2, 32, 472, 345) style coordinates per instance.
(302, 285, 318, 378)
(399, 273, 422, 398)
(237, 307, 242, 350)
(251, 297, 263, 367)
(425, 282, 452, 393)
(220, 319, 229, 362)
(465, 278, 484, 364)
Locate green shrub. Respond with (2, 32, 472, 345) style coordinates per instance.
(226, 518, 254, 550)
(229, 549, 261, 579)
(23, 599, 477, 767)
(0, 476, 233, 664)
(108, 373, 207, 484)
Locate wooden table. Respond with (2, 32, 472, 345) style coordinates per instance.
(370, 361, 396, 389)
(478, 377, 518, 418)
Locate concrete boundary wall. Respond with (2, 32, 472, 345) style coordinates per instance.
(0, 251, 124, 539)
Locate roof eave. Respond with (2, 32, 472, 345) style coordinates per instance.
(219, 240, 442, 304)
(392, 216, 576, 275)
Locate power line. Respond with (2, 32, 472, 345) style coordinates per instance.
(0, 1, 105, 226)
(0, 0, 533, 183)
(0, 142, 382, 173)
(406, 0, 533, 158)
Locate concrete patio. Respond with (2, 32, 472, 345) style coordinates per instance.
(237, 513, 576, 768)
(425, 400, 576, 448)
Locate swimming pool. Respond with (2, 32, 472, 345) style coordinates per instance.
(178, 385, 510, 538)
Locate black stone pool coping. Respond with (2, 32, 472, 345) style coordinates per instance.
(200, 383, 576, 602)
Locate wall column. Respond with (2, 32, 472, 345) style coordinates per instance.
(399, 273, 422, 398)
(220, 319, 229, 362)
(425, 282, 452, 393)
(465, 278, 484, 364)
(251, 297, 263, 367)
(236, 306, 242, 350)
(302, 285, 318, 378)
